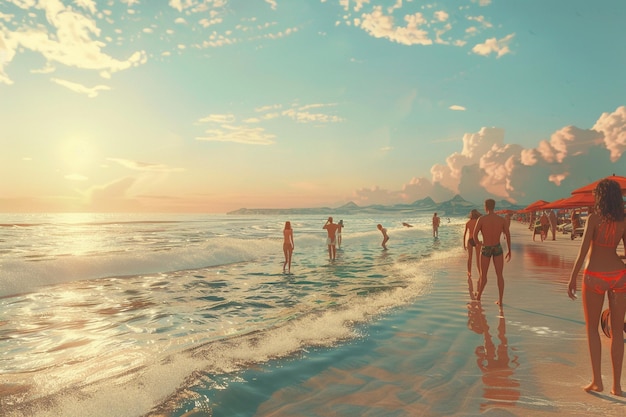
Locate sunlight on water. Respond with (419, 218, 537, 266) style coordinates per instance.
(0, 213, 466, 417)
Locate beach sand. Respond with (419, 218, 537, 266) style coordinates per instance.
(173, 221, 626, 417)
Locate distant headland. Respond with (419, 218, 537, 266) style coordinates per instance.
(227, 195, 525, 216)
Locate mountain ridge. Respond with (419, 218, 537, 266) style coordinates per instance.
(227, 195, 524, 216)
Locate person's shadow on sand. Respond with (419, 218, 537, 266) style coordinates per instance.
(467, 300, 520, 410)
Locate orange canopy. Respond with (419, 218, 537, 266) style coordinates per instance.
(521, 199, 550, 213)
(542, 193, 595, 210)
(571, 174, 626, 195)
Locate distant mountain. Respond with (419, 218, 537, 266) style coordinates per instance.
(411, 196, 436, 208)
(436, 194, 476, 215)
(226, 195, 526, 216)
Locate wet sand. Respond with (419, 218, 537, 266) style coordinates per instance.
(217, 221, 626, 417)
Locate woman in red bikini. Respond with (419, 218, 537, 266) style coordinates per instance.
(568, 179, 626, 396)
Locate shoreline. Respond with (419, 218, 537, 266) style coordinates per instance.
(4, 217, 626, 417)
(148, 220, 626, 416)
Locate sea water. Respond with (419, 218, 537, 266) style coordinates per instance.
(0, 212, 466, 416)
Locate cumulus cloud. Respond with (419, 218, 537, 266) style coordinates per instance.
(472, 33, 515, 57)
(0, 1, 147, 85)
(352, 107, 626, 206)
(358, 6, 432, 46)
(593, 106, 626, 162)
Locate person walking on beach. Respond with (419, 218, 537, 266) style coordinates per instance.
(464, 209, 483, 281)
(472, 199, 511, 306)
(548, 209, 558, 240)
(323, 217, 340, 260)
(568, 179, 626, 396)
(539, 211, 550, 242)
(337, 220, 344, 249)
(377, 224, 389, 250)
(432, 212, 441, 238)
(282, 221, 294, 273)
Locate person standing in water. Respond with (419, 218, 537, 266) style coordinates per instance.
(432, 212, 441, 238)
(337, 220, 344, 249)
(323, 217, 340, 260)
(472, 199, 511, 307)
(568, 179, 626, 396)
(377, 224, 389, 250)
(282, 221, 294, 273)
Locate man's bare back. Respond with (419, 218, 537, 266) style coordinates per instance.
(475, 212, 510, 247)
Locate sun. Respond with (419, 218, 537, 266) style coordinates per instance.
(59, 137, 97, 172)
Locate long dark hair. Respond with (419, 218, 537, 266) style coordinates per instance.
(284, 221, 292, 230)
(595, 179, 624, 222)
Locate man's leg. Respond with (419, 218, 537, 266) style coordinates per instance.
(477, 255, 491, 301)
(493, 254, 505, 306)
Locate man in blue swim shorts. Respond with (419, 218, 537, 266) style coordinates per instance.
(472, 199, 511, 307)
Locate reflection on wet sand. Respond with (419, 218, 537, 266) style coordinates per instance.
(467, 298, 520, 410)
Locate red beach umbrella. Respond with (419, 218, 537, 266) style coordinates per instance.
(521, 199, 550, 213)
(571, 174, 626, 195)
(542, 193, 596, 210)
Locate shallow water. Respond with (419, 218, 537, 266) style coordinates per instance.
(0, 213, 463, 416)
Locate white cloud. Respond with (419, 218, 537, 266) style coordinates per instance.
(467, 15, 492, 28)
(107, 158, 185, 172)
(355, 108, 626, 206)
(196, 125, 276, 145)
(281, 107, 343, 123)
(449, 105, 466, 111)
(358, 6, 433, 46)
(434, 11, 449, 22)
(50, 77, 110, 97)
(264, 0, 277, 10)
(198, 114, 236, 124)
(169, 0, 193, 13)
(472, 33, 515, 57)
(593, 106, 626, 162)
(74, 0, 97, 15)
(1, 1, 147, 85)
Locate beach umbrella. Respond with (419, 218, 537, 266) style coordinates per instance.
(495, 209, 516, 215)
(521, 199, 550, 213)
(571, 174, 626, 195)
(542, 193, 595, 210)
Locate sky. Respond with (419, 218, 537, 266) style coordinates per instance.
(1, 0, 625, 213)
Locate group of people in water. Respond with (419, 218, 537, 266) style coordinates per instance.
(282, 212, 445, 272)
(463, 179, 626, 397)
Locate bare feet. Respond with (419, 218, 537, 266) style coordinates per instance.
(611, 387, 622, 396)
(583, 382, 603, 393)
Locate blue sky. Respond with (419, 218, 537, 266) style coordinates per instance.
(1, 0, 625, 213)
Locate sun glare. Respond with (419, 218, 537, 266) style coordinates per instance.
(60, 138, 96, 172)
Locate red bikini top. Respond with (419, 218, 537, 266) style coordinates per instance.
(593, 221, 620, 248)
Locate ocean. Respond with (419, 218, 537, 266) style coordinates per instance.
(0, 212, 467, 417)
